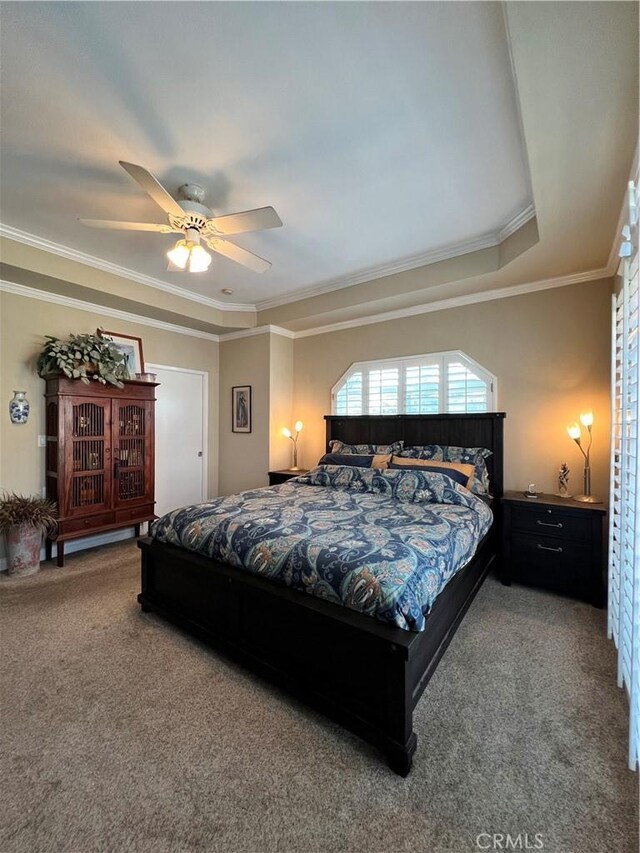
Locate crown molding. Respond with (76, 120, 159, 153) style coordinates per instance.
(219, 324, 295, 342)
(256, 204, 536, 311)
(0, 223, 257, 313)
(0, 280, 221, 342)
(292, 267, 612, 339)
(497, 203, 535, 242)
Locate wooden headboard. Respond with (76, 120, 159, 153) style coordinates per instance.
(324, 413, 506, 501)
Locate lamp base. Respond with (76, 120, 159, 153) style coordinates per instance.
(573, 494, 603, 504)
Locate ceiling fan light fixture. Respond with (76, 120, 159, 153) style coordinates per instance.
(167, 239, 190, 269)
(188, 243, 212, 272)
(166, 238, 212, 272)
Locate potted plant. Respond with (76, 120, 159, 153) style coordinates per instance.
(0, 493, 58, 577)
(36, 332, 127, 387)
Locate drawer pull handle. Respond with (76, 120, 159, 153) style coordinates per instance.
(537, 544, 563, 553)
(536, 520, 563, 528)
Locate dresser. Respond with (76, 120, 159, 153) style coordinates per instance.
(501, 491, 606, 606)
(44, 375, 158, 566)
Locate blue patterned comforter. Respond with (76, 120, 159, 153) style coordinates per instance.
(151, 466, 493, 631)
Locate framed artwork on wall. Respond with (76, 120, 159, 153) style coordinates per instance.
(232, 385, 251, 433)
(98, 329, 145, 379)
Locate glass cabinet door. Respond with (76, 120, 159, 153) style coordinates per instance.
(65, 397, 112, 516)
(112, 400, 154, 506)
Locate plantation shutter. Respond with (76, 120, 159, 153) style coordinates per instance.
(609, 177, 640, 771)
(331, 351, 495, 416)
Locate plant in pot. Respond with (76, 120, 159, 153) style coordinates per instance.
(0, 493, 58, 577)
(36, 332, 127, 387)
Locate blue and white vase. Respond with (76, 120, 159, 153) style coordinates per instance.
(9, 390, 29, 424)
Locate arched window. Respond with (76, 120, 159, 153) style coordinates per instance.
(332, 351, 496, 415)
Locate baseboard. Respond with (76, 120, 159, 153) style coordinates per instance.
(0, 527, 138, 572)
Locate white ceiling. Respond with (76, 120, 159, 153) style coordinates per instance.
(0, 1, 532, 306)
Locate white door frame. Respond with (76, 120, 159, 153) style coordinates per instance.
(147, 363, 209, 502)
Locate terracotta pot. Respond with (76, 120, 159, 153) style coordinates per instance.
(5, 524, 43, 577)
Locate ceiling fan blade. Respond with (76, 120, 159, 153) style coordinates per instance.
(80, 218, 178, 233)
(206, 238, 271, 273)
(207, 206, 282, 236)
(119, 161, 185, 218)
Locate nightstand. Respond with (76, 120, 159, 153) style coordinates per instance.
(501, 491, 606, 606)
(268, 469, 310, 486)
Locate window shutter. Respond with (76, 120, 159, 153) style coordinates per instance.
(331, 351, 495, 417)
(609, 176, 639, 771)
(404, 362, 440, 414)
(367, 366, 399, 415)
(446, 359, 489, 413)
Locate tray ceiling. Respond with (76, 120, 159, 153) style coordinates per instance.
(0, 1, 533, 306)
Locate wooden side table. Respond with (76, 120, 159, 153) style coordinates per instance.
(501, 491, 606, 606)
(268, 469, 310, 486)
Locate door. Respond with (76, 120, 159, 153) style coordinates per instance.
(148, 364, 207, 517)
(112, 399, 155, 508)
(64, 396, 112, 517)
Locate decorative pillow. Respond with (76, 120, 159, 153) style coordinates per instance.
(389, 457, 474, 490)
(397, 445, 492, 495)
(329, 439, 403, 455)
(318, 452, 391, 469)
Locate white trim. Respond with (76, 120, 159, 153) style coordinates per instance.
(0, 280, 221, 342)
(0, 528, 136, 572)
(0, 222, 257, 313)
(497, 204, 536, 242)
(0, 266, 613, 343)
(219, 324, 295, 342)
(292, 267, 612, 339)
(256, 204, 536, 311)
(147, 363, 209, 503)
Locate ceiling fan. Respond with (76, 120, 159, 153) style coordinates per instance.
(80, 161, 282, 274)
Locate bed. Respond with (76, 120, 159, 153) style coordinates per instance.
(138, 412, 505, 775)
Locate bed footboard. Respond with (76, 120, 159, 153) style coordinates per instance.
(137, 530, 495, 775)
(138, 537, 420, 774)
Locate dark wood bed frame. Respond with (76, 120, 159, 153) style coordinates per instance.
(138, 412, 506, 775)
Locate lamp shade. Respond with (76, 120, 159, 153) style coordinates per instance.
(282, 427, 292, 438)
(579, 410, 594, 428)
(294, 420, 303, 433)
(167, 240, 190, 269)
(567, 423, 581, 441)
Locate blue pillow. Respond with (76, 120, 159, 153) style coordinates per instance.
(318, 452, 390, 469)
(389, 461, 470, 488)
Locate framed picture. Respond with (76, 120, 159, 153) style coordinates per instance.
(232, 385, 251, 433)
(98, 329, 144, 379)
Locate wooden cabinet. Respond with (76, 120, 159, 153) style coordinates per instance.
(501, 491, 606, 606)
(44, 376, 158, 566)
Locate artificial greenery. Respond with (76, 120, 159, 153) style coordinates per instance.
(37, 332, 127, 387)
(0, 493, 58, 534)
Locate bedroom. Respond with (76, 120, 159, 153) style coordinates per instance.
(0, 1, 638, 852)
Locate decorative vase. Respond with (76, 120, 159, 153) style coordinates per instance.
(9, 390, 29, 424)
(5, 524, 42, 576)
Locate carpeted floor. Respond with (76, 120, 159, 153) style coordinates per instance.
(0, 541, 637, 853)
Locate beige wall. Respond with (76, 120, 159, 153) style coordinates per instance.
(292, 278, 613, 499)
(269, 334, 294, 472)
(218, 332, 295, 494)
(0, 289, 219, 504)
(218, 335, 271, 494)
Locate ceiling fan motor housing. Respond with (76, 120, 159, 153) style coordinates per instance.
(169, 198, 212, 233)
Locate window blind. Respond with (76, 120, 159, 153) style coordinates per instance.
(609, 178, 639, 771)
(332, 351, 495, 416)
